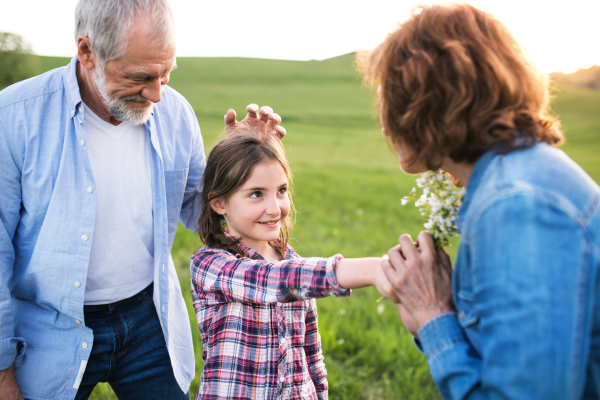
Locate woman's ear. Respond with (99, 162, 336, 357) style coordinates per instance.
(210, 198, 227, 216)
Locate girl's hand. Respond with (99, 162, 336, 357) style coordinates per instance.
(335, 257, 399, 302)
(371, 262, 400, 303)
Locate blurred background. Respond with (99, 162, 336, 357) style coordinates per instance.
(1, 1, 599, 399)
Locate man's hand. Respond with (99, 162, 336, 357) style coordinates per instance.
(0, 366, 25, 400)
(225, 104, 286, 139)
(382, 231, 455, 336)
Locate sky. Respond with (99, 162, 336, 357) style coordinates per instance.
(1, 0, 598, 74)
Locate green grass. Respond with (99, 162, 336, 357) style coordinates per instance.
(28, 55, 600, 399)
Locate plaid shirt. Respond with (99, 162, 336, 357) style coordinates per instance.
(190, 238, 350, 400)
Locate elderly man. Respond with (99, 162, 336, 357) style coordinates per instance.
(0, 0, 284, 399)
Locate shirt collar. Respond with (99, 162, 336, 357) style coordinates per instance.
(222, 230, 293, 260)
(62, 55, 155, 128)
(456, 148, 499, 231)
(63, 56, 84, 119)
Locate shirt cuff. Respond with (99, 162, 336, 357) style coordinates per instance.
(417, 312, 468, 362)
(326, 254, 351, 297)
(0, 337, 26, 370)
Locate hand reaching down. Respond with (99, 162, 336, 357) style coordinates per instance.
(225, 104, 286, 139)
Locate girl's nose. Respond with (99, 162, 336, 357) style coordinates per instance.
(264, 195, 280, 216)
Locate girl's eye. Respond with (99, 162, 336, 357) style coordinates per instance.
(249, 191, 261, 198)
(278, 187, 287, 195)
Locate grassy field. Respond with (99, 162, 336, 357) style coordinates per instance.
(31, 55, 600, 399)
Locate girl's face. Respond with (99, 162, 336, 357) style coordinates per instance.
(212, 161, 290, 252)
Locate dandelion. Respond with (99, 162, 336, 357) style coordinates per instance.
(400, 170, 464, 248)
(377, 304, 385, 314)
(337, 338, 345, 345)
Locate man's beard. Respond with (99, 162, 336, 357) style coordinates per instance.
(92, 66, 155, 126)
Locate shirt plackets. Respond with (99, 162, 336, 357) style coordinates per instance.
(71, 103, 96, 368)
(276, 302, 289, 397)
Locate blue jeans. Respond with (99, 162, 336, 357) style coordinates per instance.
(75, 283, 190, 400)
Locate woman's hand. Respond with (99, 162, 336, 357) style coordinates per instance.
(225, 104, 286, 138)
(382, 231, 455, 335)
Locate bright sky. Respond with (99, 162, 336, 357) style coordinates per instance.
(1, 0, 598, 74)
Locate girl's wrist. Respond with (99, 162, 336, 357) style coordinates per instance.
(336, 258, 382, 289)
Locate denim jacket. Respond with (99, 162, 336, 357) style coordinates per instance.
(417, 142, 600, 399)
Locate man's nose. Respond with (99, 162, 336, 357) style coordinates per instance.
(141, 75, 169, 103)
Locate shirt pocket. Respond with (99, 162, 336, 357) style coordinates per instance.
(164, 168, 189, 244)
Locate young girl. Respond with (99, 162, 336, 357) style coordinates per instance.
(190, 129, 394, 400)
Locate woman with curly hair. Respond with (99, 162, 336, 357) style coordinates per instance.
(360, 4, 600, 399)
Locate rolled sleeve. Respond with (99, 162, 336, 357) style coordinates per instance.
(0, 337, 26, 370)
(325, 254, 351, 297)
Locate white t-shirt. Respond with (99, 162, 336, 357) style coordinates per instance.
(83, 104, 155, 305)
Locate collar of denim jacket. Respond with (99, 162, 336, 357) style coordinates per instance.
(455, 147, 500, 232)
(63, 55, 84, 119)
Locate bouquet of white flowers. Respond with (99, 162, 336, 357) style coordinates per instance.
(401, 170, 466, 248)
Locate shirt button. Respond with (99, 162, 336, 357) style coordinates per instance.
(279, 376, 285, 383)
(459, 311, 465, 319)
(79, 106, 83, 113)
(81, 234, 88, 241)
(80, 139, 85, 146)
(280, 338, 286, 345)
(87, 187, 93, 193)
(82, 342, 88, 348)
(74, 281, 81, 288)
(71, 110, 75, 117)
(276, 302, 283, 307)
(75, 320, 81, 324)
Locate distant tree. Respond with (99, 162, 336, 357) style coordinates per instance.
(0, 32, 40, 89)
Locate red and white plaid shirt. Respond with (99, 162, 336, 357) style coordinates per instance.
(190, 238, 350, 400)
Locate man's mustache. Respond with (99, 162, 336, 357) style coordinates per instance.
(121, 93, 151, 103)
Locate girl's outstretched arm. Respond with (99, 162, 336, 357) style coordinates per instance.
(190, 248, 396, 306)
(191, 247, 350, 306)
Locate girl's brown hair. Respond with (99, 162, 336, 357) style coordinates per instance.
(358, 3, 563, 170)
(198, 128, 294, 257)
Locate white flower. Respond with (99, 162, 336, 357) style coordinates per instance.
(403, 170, 465, 247)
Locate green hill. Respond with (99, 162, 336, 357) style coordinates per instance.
(551, 64, 600, 90)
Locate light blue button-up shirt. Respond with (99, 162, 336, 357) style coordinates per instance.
(417, 143, 600, 399)
(0, 56, 205, 399)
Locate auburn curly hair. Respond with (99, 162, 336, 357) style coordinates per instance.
(358, 3, 563, 170)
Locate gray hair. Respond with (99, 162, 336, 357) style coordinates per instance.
(74, 0, 176, 64)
